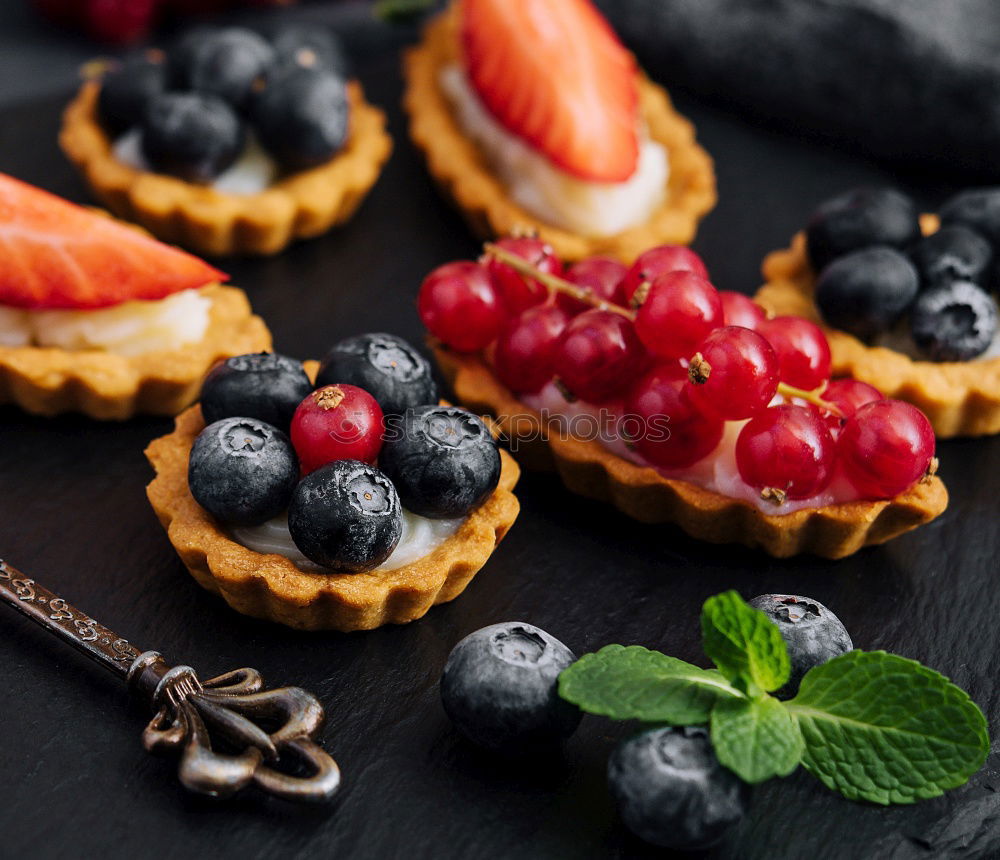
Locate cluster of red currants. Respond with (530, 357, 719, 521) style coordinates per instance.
(418, 238, 936, 502)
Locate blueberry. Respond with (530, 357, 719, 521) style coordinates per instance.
(183, 27, 275, 109)
(806, 187, 921, 271)
(250, 66, 349, 170)
(287, 460, 402, 572)
(815, 246, 920, 340)
(910, 280, 998, 362)
(910, 225, 993, 290)
(97, 50, 167, 136)
(270, 24, 349, 77)
(166, 26, 219, 88)
(748, 594, 853, 696)
(379, 405, 501, 519)
(608, 726, 749, 850)
(200, 352, 312, 432)
(440, 622, 581, 753)
(316, 333, 437, 417)
(188, 417, 298, 526)
(940, 187, 1000, 246)
(141, 92, 245, 184)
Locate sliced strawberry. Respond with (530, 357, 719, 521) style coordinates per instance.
(460, 0, 640, 183)
(0, 173, 226, 310)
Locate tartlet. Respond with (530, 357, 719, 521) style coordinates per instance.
(402, 8, 716, 263)
(755, 215, 1000, 438)
(145, 364, 521, 632)
(433, 347, 947, 559)
(60, 79, 393, 258)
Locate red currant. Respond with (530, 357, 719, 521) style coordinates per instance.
(624, 367, 724, 469)
(290, 384, 384, 474)
(719, 291, 766, 330)
(554, 310, 646, 403)
(736, 404, 836, 499)
(557, 256, 628, 315)
(484, 237, 562, 314)
(759, 315, 832, 390)
(621, 245, 709, 302)
(819, 379, 883, 429)
(634, 271, 724, 360)
(418, 261, 507, 352)
(838, 400, 934, 499)
(493, 305, 570, 394)
(686, 326, 779, 420)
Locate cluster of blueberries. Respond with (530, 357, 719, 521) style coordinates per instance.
(810, 187, 1000, 361)
(97, 24, 352, 182)
(441, 595, 853, 851)
(188, 334, 501, 573)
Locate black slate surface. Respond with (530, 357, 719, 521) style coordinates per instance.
(1, 13, 1000, 860)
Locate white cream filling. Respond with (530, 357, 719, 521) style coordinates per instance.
(0, 289, 211, 357)
(230, 509, 464, 573)
(438, 64, 669, 238)
(523, 382, 861, 515)
(113, 129, 279, 196)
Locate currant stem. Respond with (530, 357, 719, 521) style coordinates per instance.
(483, 242, 635, 320)
(777, 381, 844, 418)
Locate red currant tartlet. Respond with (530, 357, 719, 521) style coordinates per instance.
(145, 334, 520, 631)
(422, 238, 948, 558)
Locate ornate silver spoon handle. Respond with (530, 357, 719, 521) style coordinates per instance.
(0, 558, 341, 803)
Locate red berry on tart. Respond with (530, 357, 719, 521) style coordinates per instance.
(423, 236, 948, 558)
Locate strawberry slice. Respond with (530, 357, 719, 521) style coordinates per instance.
(460, 0, 640, 183)
(0, 173, 226, 310)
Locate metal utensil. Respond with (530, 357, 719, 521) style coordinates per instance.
(0, 558, 341, 803)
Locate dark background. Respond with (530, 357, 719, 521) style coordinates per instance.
(1, 3, 999, 859)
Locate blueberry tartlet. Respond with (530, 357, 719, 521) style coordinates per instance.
(402, 0, 716, 262)
(422, 237, 947, 558)
(0, 173, 270, 419)
(60, 26, 392, 257)
(756, 187, 1000, 437)
(145, 336, 520, 631)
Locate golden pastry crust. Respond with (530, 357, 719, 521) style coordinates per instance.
(755, 215, 1000, 437)
(402, 9, 716, 263)
(0, 284, 270, 419)
(433, 346, 947, 559)
(60, 80, 393, 258)
(145, 380, 521, 632)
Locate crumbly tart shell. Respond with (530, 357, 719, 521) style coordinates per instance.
(0, 285, 270, 419)
(145, 398, 521, 632)
(60, 80, 392, 258)
(433, 347, 948, 559)
(402, 10, 717, 263)
(755, 217, 1000, 438)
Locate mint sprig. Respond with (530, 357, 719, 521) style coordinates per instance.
(558, 590, 989, 804)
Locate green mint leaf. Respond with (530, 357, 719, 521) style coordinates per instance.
(710, 695, 803, 783)
(558, 644, 745, 724)
(787, 651, 990, 805)
(701, 590, 791, 694)
(373, 0, 436, 22)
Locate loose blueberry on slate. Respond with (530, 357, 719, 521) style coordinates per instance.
(200, 352, 313, 432)
(141, 92, 245, 184)
(748, 594, 853, 696)
(316, 333, 437, 417)
(940, 187, 1000, 246)
(182, 27, 275, 109)
(287, 460, 402, 572)
(97, 50, 167, 136)
(815, 246, 920, 341)
(910, 280, 998, 361)
(608, 726, 749, 850)
(188, 417, 299, 527)
(440, 622, 581, 753)
(806, 187, 921, 271)
(250, 66, 349, 170)
(379, 405, 501, 519)
(910, 224, 993, 290)
(270, 24, 349, 77)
